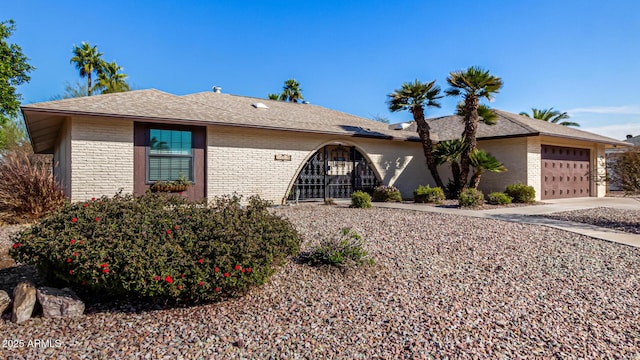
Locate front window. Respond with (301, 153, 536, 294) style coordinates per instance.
(148, 129, 193, 182)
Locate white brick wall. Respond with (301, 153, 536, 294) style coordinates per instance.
(526, 137, 542, 201)
(70, 117, 134, 201)
(207, 126, 430, 203)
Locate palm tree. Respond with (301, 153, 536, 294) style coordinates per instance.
(280, 79, 304, 103)
(267, 93, 280, 100)
(433, 138, 468, 195)
(468, 149, 507, 189)
(388, 80, 444, 188)
(519, 108, 579, 127)
(446, 66, 503, 191)
(93, 61, 130, 94)
(70, 42, 104, 96)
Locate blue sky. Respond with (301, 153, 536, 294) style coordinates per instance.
(5, 0, 640, 139)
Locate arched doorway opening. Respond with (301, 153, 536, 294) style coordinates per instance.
(288, 145, 380, 201)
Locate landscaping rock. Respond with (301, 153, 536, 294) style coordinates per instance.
(36, 287, 85, 318)
(0, 289, 10, 315)
(11, 281, 36, 324)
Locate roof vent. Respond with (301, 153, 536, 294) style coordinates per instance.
(252, 102, 269, 109)
(302, 100, 310, 104)
(393, 122, 411, 130)
(212, 86, 222, 93)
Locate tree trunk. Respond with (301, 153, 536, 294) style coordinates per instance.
(87, 73, 92, 96)
(459, 96, 479, 190)
(451, 161, 461, 195)
(469, 170, 482, 189)
(413, 106, 444, 188)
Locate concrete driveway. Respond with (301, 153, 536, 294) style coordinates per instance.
(373, 197, 640, 248)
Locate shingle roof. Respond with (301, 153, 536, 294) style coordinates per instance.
(22, 89, 629, 153)
(394, 109, 629, 146)
(22, 89, 418, 152)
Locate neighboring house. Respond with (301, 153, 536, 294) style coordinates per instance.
(606, 134, 639, 191)
(21, 89, 629, 203)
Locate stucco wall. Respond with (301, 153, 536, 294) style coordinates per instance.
(53, 118, 71, 197)
(476, 137, 530, 196)
(70, 116, 134, 201)
(206, 126, 429, 203)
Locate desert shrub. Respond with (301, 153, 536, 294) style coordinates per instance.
(505, 183, 536, 203)
(324, 198, 336, 205)
(608, 147, 640, 194)
(0, 150, 64, 222)
(372, 185, 402, 202)
(302, 228, 373, 267)
(487, 192, 512, 205)
(413, 185, 445, 203)
(9, 192, 300, 303)
(458, 188, 484, 207)
(350, 191, 372, 208)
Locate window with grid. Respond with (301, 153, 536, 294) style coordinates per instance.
(148, 129, 193, 182)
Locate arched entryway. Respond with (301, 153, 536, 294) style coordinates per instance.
(288, 145, 380, 201)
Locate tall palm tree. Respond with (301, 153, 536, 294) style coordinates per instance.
(70, 42, 103, 96)
(280, 79, 304, 103)
(388, 80, 444, 188)
(433, 138, 468, 195)
(468, 149, 507, 189)
(519, 108, 579, 127)
(446, 66, 503, 191)
(93, 61, 130, 94)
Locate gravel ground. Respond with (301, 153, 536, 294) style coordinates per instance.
(1, 205, 640, 359)
(542, 207, 640, 235)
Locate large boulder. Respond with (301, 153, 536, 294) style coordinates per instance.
(11, 281, 36, 324)
(36, 287, 84, 318)
(0, 290, 10, 315)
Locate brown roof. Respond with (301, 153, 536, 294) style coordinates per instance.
(22, 89, 418, 153)
(393, 110, 630, 147)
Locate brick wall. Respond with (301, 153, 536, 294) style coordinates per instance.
(206, 126, 429, 203)
(70, 116, 134, 201)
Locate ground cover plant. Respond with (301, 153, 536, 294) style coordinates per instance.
(458, 188, 484, 207)
(350, 190, 372, 208)
(505, 183, 536, 203)
(487, 191, 512, 205)
(372, 185, 402, 202)
(413, 185, 445, 203)
(9, 192, 299, 303)
(300, 228, 373, 267)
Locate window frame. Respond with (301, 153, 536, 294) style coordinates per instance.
(145, 126, 196, 185)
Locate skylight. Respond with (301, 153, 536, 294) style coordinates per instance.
(252, 103, 269, 109)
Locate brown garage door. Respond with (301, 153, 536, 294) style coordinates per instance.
(541, 145, 590, 199)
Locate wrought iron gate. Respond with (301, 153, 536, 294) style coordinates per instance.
(288, 145, 379, 201)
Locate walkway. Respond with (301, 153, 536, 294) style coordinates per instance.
(373, 197, 640, 248)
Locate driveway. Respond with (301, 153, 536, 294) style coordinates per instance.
(373, 197, 640, 248)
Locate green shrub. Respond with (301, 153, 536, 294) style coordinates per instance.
(505, 183, 536, 203)
(0, 150, 65, 223)
(458, 188, 485, 207)
(413, 185, 445, 203)
(9, 192, 300, 303)
(303, 228, 373, 267)
(350, 191, 372, 208)
(372, 185, 402, 202)
(487, 192, 512, 205)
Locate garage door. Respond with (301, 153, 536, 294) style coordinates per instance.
(541, 145, 590, 199)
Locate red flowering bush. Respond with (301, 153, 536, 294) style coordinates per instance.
(9, 192, 300, 303)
